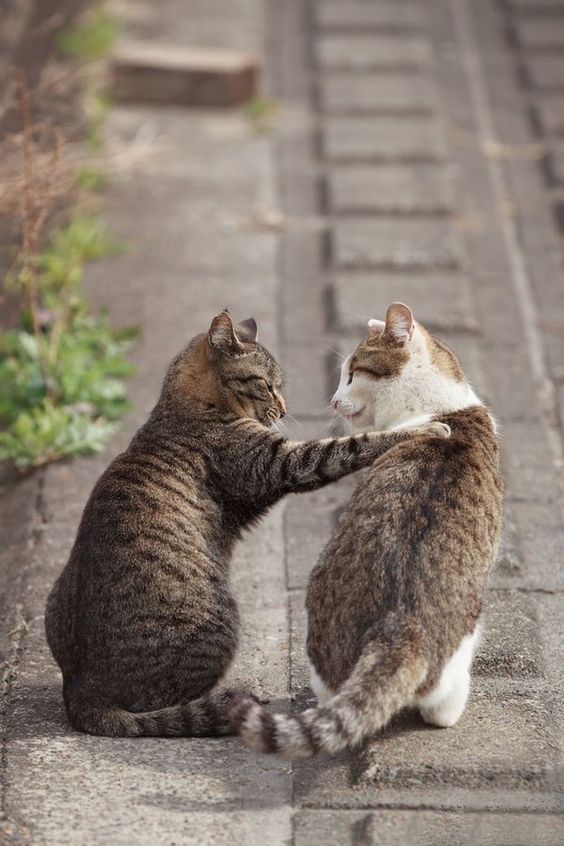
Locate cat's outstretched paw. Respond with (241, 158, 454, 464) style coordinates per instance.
(416, 421, 451, 439)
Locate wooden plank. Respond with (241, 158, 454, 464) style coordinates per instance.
(111, 40, 259, 107)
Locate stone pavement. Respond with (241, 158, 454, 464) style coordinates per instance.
(1, 0, 564, 843)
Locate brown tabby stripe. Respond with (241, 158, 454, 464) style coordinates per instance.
(259, 709, 278, 754)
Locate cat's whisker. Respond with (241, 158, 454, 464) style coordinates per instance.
(327, 408, 344, 437)
(275, 419, 294, 439)
(284, 412, 305, 436)
(311, 404, 333, 418)
(328, 421, 341, 437)
(330, 348, 346, 361)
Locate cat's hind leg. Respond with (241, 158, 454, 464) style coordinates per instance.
(419, 670, 470, 728)
(308, 661, 335, 706)
(416, 628, 480, 728)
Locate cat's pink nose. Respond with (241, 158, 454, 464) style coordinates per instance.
(331, 398, 340, 409)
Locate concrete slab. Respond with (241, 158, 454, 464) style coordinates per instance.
(321, 115, 447, 162)
(319, 74, 438, 115)
(326, 164, 453, 214)
(333, 272, 477, 334)
(316, 35, 431, 71)
(314, 1, 425, 32)
(294, 809, 564, 846)
(332, 218, 461, 270)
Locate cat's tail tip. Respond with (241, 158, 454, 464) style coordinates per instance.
(227, 694, 270, 752)
(228, 694, 319, 759)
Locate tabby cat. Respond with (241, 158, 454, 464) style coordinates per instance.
(45, 310, 448, 737)
(230, 302, 503, 758)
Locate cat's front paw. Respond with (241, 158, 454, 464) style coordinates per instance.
(416, 421, 451, 439)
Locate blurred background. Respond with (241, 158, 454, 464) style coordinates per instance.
(1, 1, 563, 844)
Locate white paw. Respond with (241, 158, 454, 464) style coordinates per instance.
(420, 705, 462, 728)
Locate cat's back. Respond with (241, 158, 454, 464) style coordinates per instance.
(45, 421, 227, 670)
(77, 422, 226, 577)
(48, 426, 217, 598)
(348, 404, 500, 539)
(309, 407, 502, 627)
(306, 405, 502, 690)
(84, 430, 213, 531)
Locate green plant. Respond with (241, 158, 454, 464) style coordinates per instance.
(0, 315, 136, 469)
(0, 66, 135, 473)
(2, 219, 136, 469)
(58, 4, 118, 150)
(245, 97, 279, 133)
(0, 400, 116, 469)
(75, 165, 109, 192)
(57, 5, 121, 62)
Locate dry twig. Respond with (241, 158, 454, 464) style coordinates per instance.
(0, 72, 71, 396)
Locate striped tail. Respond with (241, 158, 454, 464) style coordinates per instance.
(66, 685, 253, 737)
(228, 627, 427, 759)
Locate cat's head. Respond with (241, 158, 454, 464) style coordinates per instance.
(163, 310, 286, 426)
(332, 302, 473, 430)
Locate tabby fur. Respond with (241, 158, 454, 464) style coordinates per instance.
(45, 310, 445, 737)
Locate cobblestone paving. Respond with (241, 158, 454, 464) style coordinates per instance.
(501, 0, 564, 435)
(275, 0, 564, 839)
(1, 0, 563, 843)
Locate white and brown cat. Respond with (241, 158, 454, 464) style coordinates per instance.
(230, 302, 503, 757)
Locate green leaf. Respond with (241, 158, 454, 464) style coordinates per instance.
(0, 400, 117, 468)
(57, 6, 121, 62)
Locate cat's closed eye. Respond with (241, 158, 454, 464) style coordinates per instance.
(228, 376, 267, 400)
(347, 373, 353, 386)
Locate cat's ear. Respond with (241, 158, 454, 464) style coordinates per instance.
(384, 302, 414, 344)
(367, 318, 385, 338)
(235, 317, 258, 343)
(208, 311, 244, 353)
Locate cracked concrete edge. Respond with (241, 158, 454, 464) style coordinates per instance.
(0, 472, 43, 841)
